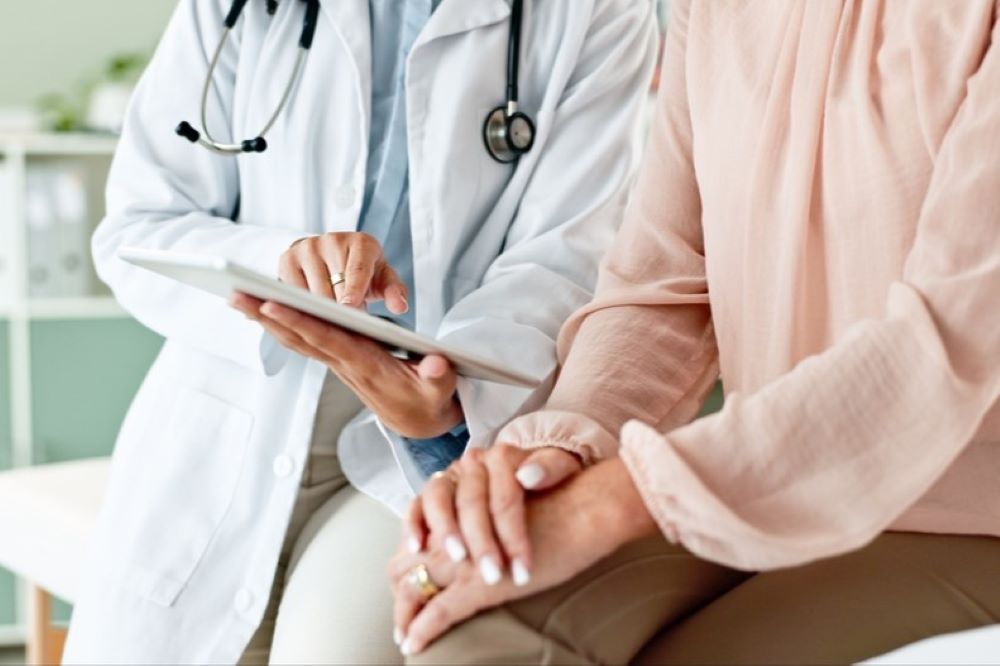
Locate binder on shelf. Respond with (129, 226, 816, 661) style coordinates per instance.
(25, 163, 97, 300)
(25, 165, 59, 299)
(51, 167, 92, 298)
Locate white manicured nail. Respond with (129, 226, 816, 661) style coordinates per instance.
(400, 639, 414, 656)
(394, 627, 404, 646)
(511, 558, 531, 587)
(515, 463, 545, 490)
(479, 555, 502, 585)
(444, 535, 467, 562)
(408, 535, 422, 554)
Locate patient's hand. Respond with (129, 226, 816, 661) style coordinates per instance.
(404, 445, 582, 589)
(389, 458, 657, 656)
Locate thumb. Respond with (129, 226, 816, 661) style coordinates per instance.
(416, 355, 457, 395)
(514, 447, 583, 491)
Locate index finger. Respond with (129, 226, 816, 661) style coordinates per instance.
(230, 292, 265, 316)
(260, 301, 370, 358)
(484, 449, 532, 584)
(340, 237, 380, 307)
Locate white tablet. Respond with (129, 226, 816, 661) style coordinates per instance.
(118, 247, 543, 388)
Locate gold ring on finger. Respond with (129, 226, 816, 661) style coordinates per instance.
(331, 272, 346, 288)
(407, 563, 441, 602)
(429, 468, 459, 486)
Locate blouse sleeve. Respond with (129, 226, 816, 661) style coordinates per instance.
(497, 0, 720, 465)
(619, 13, 1000, 570)
(502, 5, 1000, 572)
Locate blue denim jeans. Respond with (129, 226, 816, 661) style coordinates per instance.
(404, 425, 470, 478)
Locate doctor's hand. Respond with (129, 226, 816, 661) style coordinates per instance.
(231, 295, 463, 439)
(403, 444, 582, 589)
(280, 232, 409, 313)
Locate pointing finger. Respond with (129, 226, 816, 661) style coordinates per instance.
(341, 234, 381, 307)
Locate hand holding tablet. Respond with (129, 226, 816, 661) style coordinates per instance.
(118, 247, 543, 388)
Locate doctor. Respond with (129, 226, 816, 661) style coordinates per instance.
(64, 0, 657, 664)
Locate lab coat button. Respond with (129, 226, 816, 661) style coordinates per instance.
(333, 184, 356, 209)
(234, 588, 254, 613)
(272, 455, 295, 479)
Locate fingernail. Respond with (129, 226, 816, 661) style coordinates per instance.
(401, 639, 416, 656)
(408, 535, 422, 554)
(393, 627, 404, 646)
(479, 555, 502, 586)
(511, 558, 531, 587)
(444, 535, 467, 563)
(340, 294, 356, 305)
(515, 463, 545, 490)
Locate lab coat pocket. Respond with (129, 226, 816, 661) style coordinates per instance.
(114, 384, 254, 607)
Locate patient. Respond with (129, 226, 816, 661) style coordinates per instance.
(385, 1, 1000, 663)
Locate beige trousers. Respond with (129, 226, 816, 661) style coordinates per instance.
(240, 374, 403, 666)
(410, 532, 1000, 665)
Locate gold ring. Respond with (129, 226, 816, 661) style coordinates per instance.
(407, 563, 441, 601)
(429, 468, 459, 485)
(331, 272, 346, 288)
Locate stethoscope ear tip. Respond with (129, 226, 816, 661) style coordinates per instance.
(241, 137, 268, 153)
(176, 121, 201, 144)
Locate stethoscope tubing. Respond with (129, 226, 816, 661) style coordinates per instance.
(180, 0, 533, 161)
(197, 27, 308, 154)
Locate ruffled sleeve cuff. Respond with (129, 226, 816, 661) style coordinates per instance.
(494, 410, 620, 466)
(618, 419, 887, 572)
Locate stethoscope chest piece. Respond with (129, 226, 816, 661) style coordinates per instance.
(482, 0, 535, 164)
(484, 105, 536, 164)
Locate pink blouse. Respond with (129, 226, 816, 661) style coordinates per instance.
(497, 0, 1000, 571)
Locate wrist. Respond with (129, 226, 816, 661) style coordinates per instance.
(403, 395, 462, 439)
(438, 395, 464, 433)
(595, 458, 659, 546)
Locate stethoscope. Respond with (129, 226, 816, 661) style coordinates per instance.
(176, 0, 536, 164)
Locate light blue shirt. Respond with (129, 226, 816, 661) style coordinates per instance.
(359, 0, 438, 330)
(361, 0, 466, 476)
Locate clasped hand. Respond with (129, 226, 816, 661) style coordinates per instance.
(389, 449, 649, 656)
(231, 232, 462, 439)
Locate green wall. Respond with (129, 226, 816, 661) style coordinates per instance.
(0, 0, 178, 107)
(0, 323, 11, 472)
(30, 320, 163, 463)
(700, 382, 724, 417)
(0, 323, 13, 627)
(0, 572, 14, 628)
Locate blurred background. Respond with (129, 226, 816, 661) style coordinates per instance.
(0, 1, 177, 655)
(0, 1, 678, 662)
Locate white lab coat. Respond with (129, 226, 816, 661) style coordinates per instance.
(64, 0, 656, 662)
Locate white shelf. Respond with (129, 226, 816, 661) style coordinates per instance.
(1, 297, 126, 320)
(0, 133, 117, 156)
(27, 297, 126, 320)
